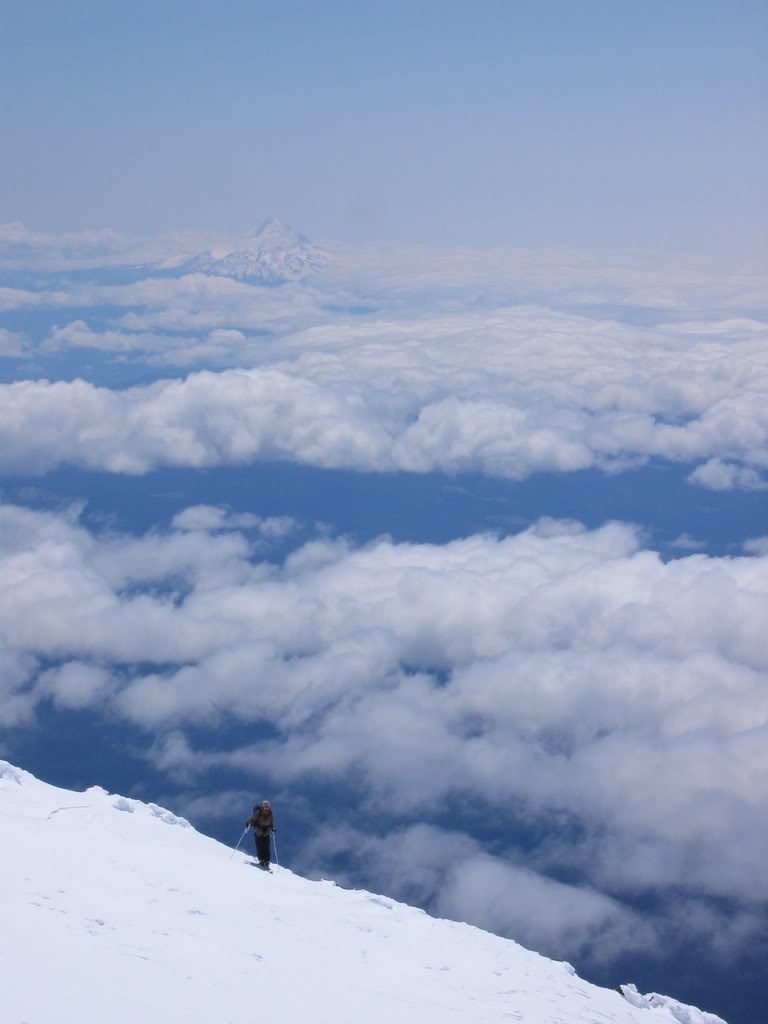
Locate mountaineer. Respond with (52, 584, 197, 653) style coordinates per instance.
(246, 800, 275, 869)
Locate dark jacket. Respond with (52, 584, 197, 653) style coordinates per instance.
(248, 806, 275, 837)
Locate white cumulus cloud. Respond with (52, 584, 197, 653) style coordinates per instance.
(2, 303, 768, 485)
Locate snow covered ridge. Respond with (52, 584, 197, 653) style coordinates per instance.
(620, 986, 727, 1024)
(1, 760, 726, 1024)
(175, 217, 328, 283)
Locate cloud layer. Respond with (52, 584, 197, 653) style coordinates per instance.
(2, 304, 768, 485)
(2, 236, 767, 489)
(1, 500, 766, 964)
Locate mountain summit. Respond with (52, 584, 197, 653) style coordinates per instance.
(180, 218, 327, 283)
(1, 760, 726, 1024)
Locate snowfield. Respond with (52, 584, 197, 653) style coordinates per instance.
(0, 761, 725, 1024)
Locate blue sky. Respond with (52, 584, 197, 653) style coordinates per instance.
(2, 1, 766, 255)
(1, 5, 767, 1024)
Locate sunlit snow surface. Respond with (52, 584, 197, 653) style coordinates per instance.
(1, 761, 724, 1024)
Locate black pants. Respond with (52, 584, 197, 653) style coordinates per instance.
(254, 832, 271, 864)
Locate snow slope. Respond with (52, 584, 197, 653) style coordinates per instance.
(0, 761, 725, 1024)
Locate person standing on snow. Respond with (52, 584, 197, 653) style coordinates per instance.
(246, 800, 275, 868)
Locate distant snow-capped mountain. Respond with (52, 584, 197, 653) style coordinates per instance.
(178, 218, 327, 283)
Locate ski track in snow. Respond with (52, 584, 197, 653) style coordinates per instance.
(1, 760, 725, 1024)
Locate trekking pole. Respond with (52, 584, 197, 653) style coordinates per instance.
(230, 826, 249, 860)
(272, 830, 279, 867)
